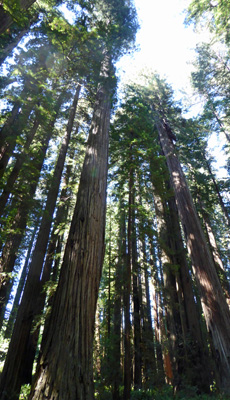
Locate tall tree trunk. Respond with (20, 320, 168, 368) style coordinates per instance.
(0, 93, 64, 316)
(123, 140, 134, 400)
(107, 217, 112, 338)
(132, 209, 142, 389)
(205, 158, 230, 227)
(147, 233, 165, 385)
(0, 116, 40, 217)
(193, 133, 230, 227)
(4, 219, 40, 338)
(166, 192, 212, 391)
(0, 104, 33, 178)
(112, 200, 125, 400)
(156, 118, 230, 393)
(141, 234, 156, 387)
(0, 103, 21, 154)
(151, 267, 168, 385)
(28, 53, 112, 400)
(198, 198, 230, 305)
(0, 15, 38, 66)
(152, 189, 182, 389)
(0, 85, 80, 400)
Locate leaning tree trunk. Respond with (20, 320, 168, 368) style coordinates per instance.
(167, 193, 212, 391)
(0, 116, 40, 217)
(0, 102, 21, 154)
(4, 218, 40, 338)
(0, 13, 39, 66)
(156, 118, 230, 393)
(0, 92, 64, 316)
(0, 85, 81, 400)
(193, 133, 230, 227)
(28, 53, 112, 400)
(198, 198, 230, 305)
(152, 189, 182, 389)
(0, 104, 33, 178)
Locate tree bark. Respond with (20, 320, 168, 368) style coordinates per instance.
(4, 219, 40, 338)
(0, 85, 80, 400)
(156, 118, 230, 393)
(131, 183, 142, 390)
(112, 200, 125, 400)
(28, 54, 112, 400)
(0, 104, 33, 179)
(141, 233, 156, 387)
(0, 116, 40, 217)
(198, 199, 230, 305)
(0, 92, 64, 315)
(167, 193, 212, 391)
(123, 140, 134, 400)
(0, 103, 21, 154)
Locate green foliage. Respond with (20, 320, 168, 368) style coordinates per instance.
(130, 386, 173, 400)
(95, 383, 113, 400)
(0, 333, 10, 372)
(2, 0, 33, 26)
(130, 386, 230, 400)
(95, 385, 230, 400)
(19, 384, 31, 399)
(185, 0, 230, 42)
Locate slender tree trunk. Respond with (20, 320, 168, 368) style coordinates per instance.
(0, 105, 33, 178)
(141, 234, 156, 387)
(123, 140, 133, 400)
(0, 116, 40, 217)
(147, 233, 165, 385)
(166, 192, 212, 391)
(94, 307, 101, 381)
(153, 189, 182, 389)
(36, 170, 74, 362)
(198, 199, 230, 305)
(0, 14, 38, 66)
(156, 118, 230, 393)
(0, 103, 21, 153)
(28, 53, 112, 400)
(0, 85, 81, 400)
(132, 211, 142, 389)
(205, 158, 230, 227)
(4, 219, 40, 338)
(108, 218, 112, 337)
(0, 93, 64, 315)
(112, 200, 125, 400)
(152, 269, 168, 385)
(208, 98, 230, 144)
(193, 132, 230, 226)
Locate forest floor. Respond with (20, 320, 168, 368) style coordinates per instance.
(94, 385, 230, 400)
(19, 383, 230, 399)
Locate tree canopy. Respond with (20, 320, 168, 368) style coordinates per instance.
(0, 1, 230, 399)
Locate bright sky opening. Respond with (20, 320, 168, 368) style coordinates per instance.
(116, 0, 211, 107)
(115, 0, 228, 178)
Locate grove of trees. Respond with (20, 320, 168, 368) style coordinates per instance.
(0, 0, 230, 399)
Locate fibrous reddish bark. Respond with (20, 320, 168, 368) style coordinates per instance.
(0, 85, 81, 400)
(28, 54, 112, 400)
(156, 119, 230, 393)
